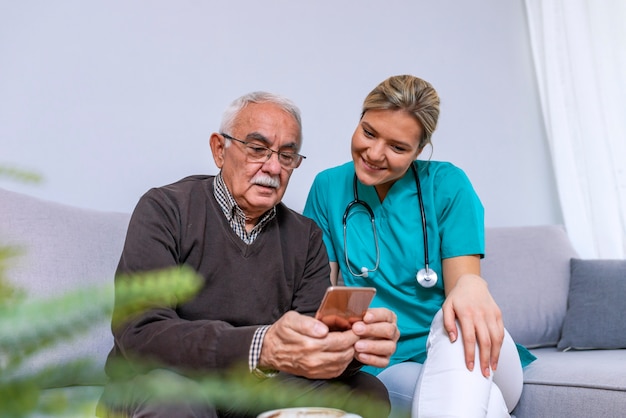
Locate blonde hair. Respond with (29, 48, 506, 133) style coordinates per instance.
(362, 75, 440, 149)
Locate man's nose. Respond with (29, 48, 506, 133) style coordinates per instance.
(262, 151, 283, 173)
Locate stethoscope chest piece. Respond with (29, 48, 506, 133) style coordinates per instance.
(416, 268, 438, 288)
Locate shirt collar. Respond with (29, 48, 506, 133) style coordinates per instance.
(213, 172, 277, 226)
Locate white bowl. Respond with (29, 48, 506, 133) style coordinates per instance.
(256, 407, 362, 418)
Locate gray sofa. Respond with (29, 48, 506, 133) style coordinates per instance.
(1, 186, 625, 417)
(482, 226, 626, 417)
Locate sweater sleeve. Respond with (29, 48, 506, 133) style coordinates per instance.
(107, 188, 259, 377)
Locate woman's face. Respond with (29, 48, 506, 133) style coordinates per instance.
(351, 109, 423, 200)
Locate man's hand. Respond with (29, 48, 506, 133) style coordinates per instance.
(351, 307, 399, 368)
(442, 273, 504, 378)
(259, 311, 359, 379)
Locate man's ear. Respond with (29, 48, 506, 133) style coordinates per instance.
(209, 133, 225, 169)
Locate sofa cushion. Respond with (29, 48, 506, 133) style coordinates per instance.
(482, 226, 578, 348)
(0, 187, 130, 384)
(557, 258, 626, 351)
(513, 347, 626, 417)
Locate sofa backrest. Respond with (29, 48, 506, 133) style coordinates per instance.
(482, 225, 578, 348)
(0, 187, 130, 383)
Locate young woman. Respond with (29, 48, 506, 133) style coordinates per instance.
(303, 75, 533, 417)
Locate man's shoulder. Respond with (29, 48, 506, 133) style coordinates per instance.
(163, 174, 214, 190)
(140, 175, 215, 207)
(150, 175, 213, 195)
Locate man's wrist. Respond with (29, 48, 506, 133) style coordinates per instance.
(249, 325, 278, 379)
(251, 365, 278, 379)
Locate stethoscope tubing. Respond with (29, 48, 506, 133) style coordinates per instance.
(342, 162, 437, 287)
(411, 162, 431, 270)
(342, 174, 381, 277)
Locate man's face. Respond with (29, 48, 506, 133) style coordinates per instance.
(210, 102, 301, 221)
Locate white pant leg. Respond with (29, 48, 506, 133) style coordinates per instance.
(377, 362, 423, 418)
(412, 309, 522, 418)
(485, 382, 509, 418)
(492, 328, 524, 413)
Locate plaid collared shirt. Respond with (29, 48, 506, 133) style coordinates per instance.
(213, 172, 276, 245)
(212, 172, 277, 378)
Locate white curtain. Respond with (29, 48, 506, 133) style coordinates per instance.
(524, 0, 626, 259)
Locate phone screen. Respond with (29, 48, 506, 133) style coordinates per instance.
(314, 286, 376, 331)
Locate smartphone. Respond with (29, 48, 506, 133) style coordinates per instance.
(315, 286, 377, 331)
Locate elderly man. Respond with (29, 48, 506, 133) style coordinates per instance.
(98, 91, 399, 418)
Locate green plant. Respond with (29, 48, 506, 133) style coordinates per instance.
(0, 265, 203, 417)
(0, 165, 42, 185)
(0, 260, 388, 418)
(0, 164, 40, 306)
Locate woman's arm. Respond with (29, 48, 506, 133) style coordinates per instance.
(441, 255, 504, 378)
(329, 261, 340, 286)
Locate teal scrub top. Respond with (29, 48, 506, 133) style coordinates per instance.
(303, 160, 485, 374)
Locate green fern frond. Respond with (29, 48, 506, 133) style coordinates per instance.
(0, 166, 43, 184)
(0, 246, 24, 306)
(0, 359, 103, 417)
(0, 266, 203, 374)
(101, 362, 389, 418)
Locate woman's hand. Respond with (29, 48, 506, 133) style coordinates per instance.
(442, 257, 504, 378)
(351, 307, 400, 368)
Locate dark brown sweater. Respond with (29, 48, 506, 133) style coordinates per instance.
(104, 175, 331, 378)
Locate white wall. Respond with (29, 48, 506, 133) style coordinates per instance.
(0, 0, 562, 227)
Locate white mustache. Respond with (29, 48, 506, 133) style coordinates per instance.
(251, 175, 280, 188)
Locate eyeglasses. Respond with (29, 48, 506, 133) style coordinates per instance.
(221, 133, 306, 169)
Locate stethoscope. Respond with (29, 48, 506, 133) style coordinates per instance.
(342, 162, 438, 288)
